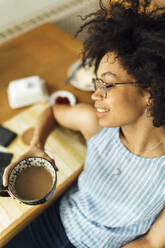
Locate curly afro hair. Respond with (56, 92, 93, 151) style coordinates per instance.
(77, 0, 165, 127)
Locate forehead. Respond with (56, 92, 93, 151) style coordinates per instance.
(97, 52, 134, 82)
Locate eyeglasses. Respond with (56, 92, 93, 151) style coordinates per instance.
(92, 78, 137, 98)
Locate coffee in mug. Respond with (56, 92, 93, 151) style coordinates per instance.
(14, 166, 54, 200)
(5, 157, 57, 205)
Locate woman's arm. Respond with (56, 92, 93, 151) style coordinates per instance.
(27, 102, 101, 146)
(3, 106, 57, 186)
(52, 103, 102, 140)
(29, 102, 101, 145)
(30, 102, 101, 145)
(30, 106, 57, 148)
(147, 208, 165, 248)
(122, 237, 154, 248)
(3, 103, 101, 186)
(122, 208, 165, 248)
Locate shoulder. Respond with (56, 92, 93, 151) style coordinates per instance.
(52, 103, 102, 140)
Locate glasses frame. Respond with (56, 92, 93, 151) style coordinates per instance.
(92, 78, 137, 98)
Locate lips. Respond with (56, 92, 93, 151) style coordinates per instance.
(95, 106, 110, 119)
(95, 103, 110, 112)
(97, 108, 110, 113)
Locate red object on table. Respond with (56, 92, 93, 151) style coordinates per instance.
(54, 96, 70, 105)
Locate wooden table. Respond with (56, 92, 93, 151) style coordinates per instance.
(0, 22, 93, 123)
(0, 23, 92, 247)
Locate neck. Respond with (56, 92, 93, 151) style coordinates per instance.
(120, 119, 165, 158)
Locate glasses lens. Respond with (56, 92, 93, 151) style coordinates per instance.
(92, 78, 97, 91)
(93, 78, 107, 98)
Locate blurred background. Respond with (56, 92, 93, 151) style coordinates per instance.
(0, 0, 98, 44)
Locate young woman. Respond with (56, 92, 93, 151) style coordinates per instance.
(3, 0, 165, 247)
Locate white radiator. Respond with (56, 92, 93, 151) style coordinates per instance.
(0, 0, 98, 44)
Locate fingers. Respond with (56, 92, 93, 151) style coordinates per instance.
(3, 161, 16, 187)
(2, 153, 28, 187)
(3, 149, 59, 187)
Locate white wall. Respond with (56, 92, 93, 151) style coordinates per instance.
(0, 0, 98, 43)
(55, 0, 98, 40)
(0, 0, 64, 31)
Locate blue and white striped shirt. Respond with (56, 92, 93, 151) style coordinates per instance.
(59, 127, 165, 248)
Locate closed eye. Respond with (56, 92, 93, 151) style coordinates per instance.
(105, 83, 115, 89)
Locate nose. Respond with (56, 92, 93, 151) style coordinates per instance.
(91, 88, 105, 101)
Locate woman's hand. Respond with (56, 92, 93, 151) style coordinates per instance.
(2, 144, 58, 187)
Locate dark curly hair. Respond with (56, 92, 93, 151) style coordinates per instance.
(77, 0, 165, 127)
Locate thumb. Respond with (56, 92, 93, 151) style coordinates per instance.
(2, 161, 16, 187)
(2, 155, 27, 187)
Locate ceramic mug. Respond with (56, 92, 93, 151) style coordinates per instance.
(0, 157, 57, 205)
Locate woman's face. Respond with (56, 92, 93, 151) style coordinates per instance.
(91, 52, 148, 128)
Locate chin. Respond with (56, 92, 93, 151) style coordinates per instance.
(98, 118, 120, 128)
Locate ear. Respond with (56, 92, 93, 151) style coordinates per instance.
(140, 87, 152, 105)
(143, 90, 153, 118)
(144, 89, 152, 106)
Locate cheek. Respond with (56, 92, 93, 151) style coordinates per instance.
(107, 92, 145, 113)
(106, 95, 130, 110)
(98, 95, 145, 127)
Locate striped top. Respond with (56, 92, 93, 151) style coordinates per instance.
(59, 127, 165, 248)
